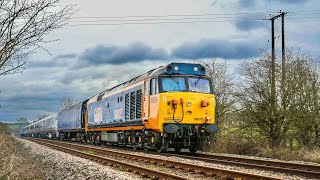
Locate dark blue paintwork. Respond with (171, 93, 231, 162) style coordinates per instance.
(57, 102, 83, 131)
(165, 63, 205, 76)
(87, 85, 143, 128)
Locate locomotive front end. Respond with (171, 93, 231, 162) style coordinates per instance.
(145, 63, 218, 153)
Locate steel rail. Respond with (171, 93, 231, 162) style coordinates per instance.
(165, 152, 320, 179)
(49, 139, 319, 179)
(193, 152, 320, 176)
(28, 138, 278, 180)
(28, 139, 186, 180)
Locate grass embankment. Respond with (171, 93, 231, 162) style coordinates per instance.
(207, 129, 320, 163)
(0, 123, 44, 179)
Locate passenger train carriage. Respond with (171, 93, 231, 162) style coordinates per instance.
(21, 114, 58, 138)
(57, 101, 87, 141)
(21, 63, 218, 153)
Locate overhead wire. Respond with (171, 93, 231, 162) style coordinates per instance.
(70, 11, 276, 19)
(64, 10, 320, 26)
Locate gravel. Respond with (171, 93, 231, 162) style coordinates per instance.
(103, 147, 312, 180)
(17, 138, 315, 180)
(17, 138, 139, 180)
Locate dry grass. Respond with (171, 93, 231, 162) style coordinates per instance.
(208, 133, 320, 164)
(0, 129, 44, 179)
(206, 127, 320, 163)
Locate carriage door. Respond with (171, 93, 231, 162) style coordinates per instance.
(143, 80, 150, 121)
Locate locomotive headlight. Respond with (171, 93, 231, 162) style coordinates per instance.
(174, 66, 179, 71)
(205, 116, 211, 123)
(194, 66, 199, 71)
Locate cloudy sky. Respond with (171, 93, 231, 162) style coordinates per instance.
(0, 0, 319, 122)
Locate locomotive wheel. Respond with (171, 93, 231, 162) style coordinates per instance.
(156, 147, 164, 153)
(133, 146, 138, 150)
(188, 146, 198, 154)
(143, 146, 148, 151)
(174, 147, 182, 153)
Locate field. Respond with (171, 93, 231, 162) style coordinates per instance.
(0, 123, 44, 179)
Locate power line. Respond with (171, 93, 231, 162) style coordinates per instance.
(70, 11, 276, 19)
(68, 19, 252, 26)
(67, 16, 266, 23)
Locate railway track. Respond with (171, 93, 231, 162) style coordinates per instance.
(27, 138, 185, 180)
(184, 152, 320, 179)
(89, 142, 320, 179)
(25, 138, 278, 180)
(121, 147, 320, 179)
(54, 139, 320, 179)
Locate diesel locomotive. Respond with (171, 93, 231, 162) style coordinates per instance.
(21, 63, 218, 153)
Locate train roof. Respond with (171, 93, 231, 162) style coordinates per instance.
(58, 102, 83, 113)
(23, 113, 57, 128)
(88, 63, 206, 103)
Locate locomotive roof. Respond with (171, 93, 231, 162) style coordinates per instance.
(88, 63, 206, 103)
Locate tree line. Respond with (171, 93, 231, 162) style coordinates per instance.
(203, 49, 320, 151)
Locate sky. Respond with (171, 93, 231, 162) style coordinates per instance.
(0, 0, 319, 122)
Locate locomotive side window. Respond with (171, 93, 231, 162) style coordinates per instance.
(150, 78, 159, 95)
(145, 81, 149, 96)
(155, 78, 159, 94)
(151, 78, 156, 95)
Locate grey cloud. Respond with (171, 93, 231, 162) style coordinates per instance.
(234, 16, 268, 31)
(172, 39, 260, 59)
(267, 0, 308, 4)
(28, 53, 78, 68)
(238, 0, 256, 8)
(80, 42, 169, 66)
(55, 53, 77, 60)
(61, 70, 106, 85)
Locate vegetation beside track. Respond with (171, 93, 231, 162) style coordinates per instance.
(203, 49, 320, 163)
(0, 123, 44, 179)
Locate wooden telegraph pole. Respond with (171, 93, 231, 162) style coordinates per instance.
(281, 12, 287, 110)
(268, 11, 286, 117)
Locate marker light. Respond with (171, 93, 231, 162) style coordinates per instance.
(201, 100, 208, 107)
(172, 98, 178, 109)
(194, 66, 199, 71)
(174, 66, 179, 71)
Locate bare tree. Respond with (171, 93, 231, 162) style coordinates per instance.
(0, 0, 74, 76)
(201, 59, 236, 125)
(237, 50, 320, 147)
(59, 96, 77, 110)
(16, 117, 28, 123)
(37, 113, 49, 120)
